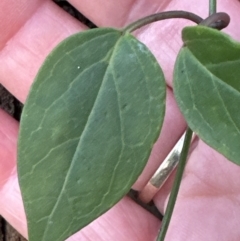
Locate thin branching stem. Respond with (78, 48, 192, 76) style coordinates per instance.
(209, 0, 217, 15)
(157, 128, 193, 241)
(123, 11, 203, 33)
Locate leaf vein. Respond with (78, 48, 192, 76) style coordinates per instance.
(183, 54, 214, 131)
(211, 76, 240, 135)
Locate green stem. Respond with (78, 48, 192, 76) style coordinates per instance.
(157, 128, 193, 241)
(209, 0, 217, 15)
(123, 11, 203, 33)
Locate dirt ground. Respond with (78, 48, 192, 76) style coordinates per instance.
(0, 217, 27, 241)
(0, 85, 25, 240)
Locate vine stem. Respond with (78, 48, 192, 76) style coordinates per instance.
(209, 0, 217, 15)
(123, 11, 203, 33)
(156, 128, 193, 241)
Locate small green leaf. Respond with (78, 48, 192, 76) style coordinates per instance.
(174, 26, 240, 165)
(18, 28, 166, 241)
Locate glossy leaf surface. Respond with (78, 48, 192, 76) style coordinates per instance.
(174, 26, 240, 165)
(18, 28, 166, 241)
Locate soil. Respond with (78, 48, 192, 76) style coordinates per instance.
(0, 86, 25, 240)
(0, 217, 26, 241)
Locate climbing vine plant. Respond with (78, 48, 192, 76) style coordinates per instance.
(17, 1, 240, 240)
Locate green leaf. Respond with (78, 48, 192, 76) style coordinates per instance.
(18, 28, 166, 241)
(174, 25, 240, 165)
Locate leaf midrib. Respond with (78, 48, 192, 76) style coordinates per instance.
(41, 34, 124, 241)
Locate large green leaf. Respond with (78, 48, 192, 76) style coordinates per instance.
(174, 26, 240, 165)
(18, 28, 166, 241)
